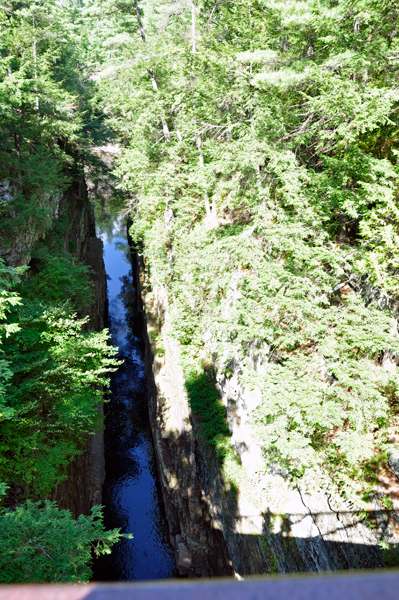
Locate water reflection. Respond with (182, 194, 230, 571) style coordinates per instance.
(92, 217, 176, 581)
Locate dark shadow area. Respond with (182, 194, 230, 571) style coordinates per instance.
(155, 427, 399, 576)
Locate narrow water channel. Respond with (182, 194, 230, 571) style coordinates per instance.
(93, 216, 177, 581)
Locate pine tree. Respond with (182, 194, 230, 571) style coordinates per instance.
(90, 0, 399, 506)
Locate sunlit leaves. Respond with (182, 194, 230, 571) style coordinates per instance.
(0, 502, 128, 583)
(91, 0, 399, 503)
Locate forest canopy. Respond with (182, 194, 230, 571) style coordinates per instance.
(87, 0, 399, 506)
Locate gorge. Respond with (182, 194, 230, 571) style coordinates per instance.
(2, 0, 399, 584)
(92, 214, 176, 581)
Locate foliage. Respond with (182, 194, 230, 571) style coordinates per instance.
(184, 365, 231, 463)
(20, 214, 96, 314)
(380, 540, 399, 568)
(0, 194, 122, 495)
(0, 259, 125, 580)
(21, 254, 94, 312)
(4, 0, 399, 581)
(0, 260, 25, 420)
(88, 0, 399, 506)
(0, 302, 119, 495)
(0, 501, 129, 583)
(0, 0, 128, 583)
(0, 0, 109, 242)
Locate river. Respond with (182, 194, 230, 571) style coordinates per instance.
(92, 216, 177, 581)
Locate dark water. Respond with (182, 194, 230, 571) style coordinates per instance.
(93, 217, 177, 581)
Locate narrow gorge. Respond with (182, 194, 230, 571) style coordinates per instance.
(92, 213, 176, 580)
(2, 0, 399, 585)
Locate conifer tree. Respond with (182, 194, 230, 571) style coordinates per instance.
(90, 0, 399, 506)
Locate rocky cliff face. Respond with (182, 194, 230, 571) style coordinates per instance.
(136, 258, 399, 577)
(0, 180, 63, 267)
(133, 255, 234, 577)
(2, 176, 106, 518)
(50, 230, 106, 517)
(214, 358, 391, 574)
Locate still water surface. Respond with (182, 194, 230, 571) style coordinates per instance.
(92, 217, 176, 581)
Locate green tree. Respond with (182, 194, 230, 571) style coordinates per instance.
(0, 501, 129, 583)
(0, 302, 120, 495)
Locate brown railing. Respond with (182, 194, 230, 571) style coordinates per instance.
(1, 571, 399, 600)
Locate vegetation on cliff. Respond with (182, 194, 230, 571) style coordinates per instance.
(0, 251, 126, 581)
(0, 0, 124, 582)
(90, 0, 399, 510)
(0, 501, 123, 583)
(0, 0, 106, 244)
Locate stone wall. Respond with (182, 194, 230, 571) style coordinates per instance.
(213, 358, 391, 574)
(0, 180, 63, 267)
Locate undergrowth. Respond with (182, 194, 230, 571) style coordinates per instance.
(184, 364, 231, 464)
(0, 207, 120, 497)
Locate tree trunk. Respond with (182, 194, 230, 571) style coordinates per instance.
(191, 0, 196, 54)
(33, 16, 39, 115)
(134, 0, 171, 143)
(134, 0, 146, 43)
(191, 0, 214, 221)
(195, 133, 212, 220)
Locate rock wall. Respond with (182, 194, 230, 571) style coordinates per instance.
(133, 253, 234, 577)
(50, 231, 106, 517)
(214, 358, 391, 574)
(2, 176, 106, 518)
(0, 180, 63, 267)
(135, 255, 399, 577)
